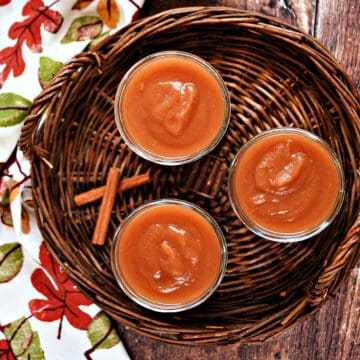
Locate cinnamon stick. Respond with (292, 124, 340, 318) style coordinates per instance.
(74, 172, 150, 206)
(91, 167, 120, 246)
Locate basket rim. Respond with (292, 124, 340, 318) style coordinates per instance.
(18, 6, 360, 346)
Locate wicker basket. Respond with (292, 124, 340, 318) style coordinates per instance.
(19, 7, 360, 345)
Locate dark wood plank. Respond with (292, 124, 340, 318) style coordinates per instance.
(142, 0, 316, 33)
(119, 267, 359, 360)
(315, 0, 360, 86)
(231, 0, 316, 33)
(141, 0, 360, 83)
(119, 1, 360, 359)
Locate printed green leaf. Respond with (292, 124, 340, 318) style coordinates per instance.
(87, 312, 120, 350)
(0, 93, 32, 127)
(1, 187, 10, 204)
(61, 16, 103, 44)
(0, 243, 23, 283)
(4, 317, 45, 360)
(87, 31, 109, 50)
(38, 56, 64, 88)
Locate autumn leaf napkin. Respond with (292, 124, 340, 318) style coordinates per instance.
(0, 1, 144, 359)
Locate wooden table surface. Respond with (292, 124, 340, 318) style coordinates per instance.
(117, 1, 360, 359)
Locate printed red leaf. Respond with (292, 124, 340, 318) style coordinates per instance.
(0, 0, 63, 84)
(22, 0, 42, 14)
(22, 0, 63, 33)
(30, 268, 59, 300)
(0, 45, 25, 83)
(8, 19, 40, 43)
(132, 9, 140, 22)
(38, 239, 68, 286)
(29, 299, 64, 322)
(41, 9, 63, 33)
(0, 339, 16, 360)
(0, 0, 11, 6)
(29, 243, 93, 338)
(62, 296, 93, 329)
(9, 0, 62, 48)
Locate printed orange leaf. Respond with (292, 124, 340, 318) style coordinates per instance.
(21, 206, 30, 234)
(72, 0, 94, 10)
(96, 0, 120, 29)
(9, 180, 19, 203)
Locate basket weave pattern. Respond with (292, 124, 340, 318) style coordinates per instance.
(19, 7, 360, 345)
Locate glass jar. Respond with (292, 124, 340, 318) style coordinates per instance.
(111, 199, 227, 312)
(228, 128, 345, 242)
(114, 51, 230, 165)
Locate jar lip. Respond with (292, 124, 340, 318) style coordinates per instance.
(111, 198, 228, 312)
(228, 127, 345, 243)
(114, 50, 231, 166)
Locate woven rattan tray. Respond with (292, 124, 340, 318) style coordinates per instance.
(19, 7, 360, 345)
